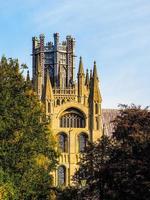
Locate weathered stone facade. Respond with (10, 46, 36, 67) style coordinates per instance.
(32, 33, 103, 186)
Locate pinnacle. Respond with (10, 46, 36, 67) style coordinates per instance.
(26, 70, 30, 82)
(90, 69, 93, 79)
(93, 61, 98, 79)
(45, 69, 54, 100)
(78, 56, 84, 75)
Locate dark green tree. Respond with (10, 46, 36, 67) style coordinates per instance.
(73, 104, 150, 200)
(73, 135, 112, 200)
(55, 186, 79, 200)
(0, 56, 58, 199)
(106, 104, 150, 200)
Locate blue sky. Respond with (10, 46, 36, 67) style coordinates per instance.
(0, 0, 150, 108)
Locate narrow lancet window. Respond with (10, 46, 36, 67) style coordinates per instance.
(79, 133, 88, 152)
(58, 166, 66, 186)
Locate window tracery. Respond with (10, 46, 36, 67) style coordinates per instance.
(60, 108, 85, 128)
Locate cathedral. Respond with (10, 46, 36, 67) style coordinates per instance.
(32, 33, 103, 186)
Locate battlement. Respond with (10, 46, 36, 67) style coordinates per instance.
(53, 87, 76, 96)
(32, 33, 75, 51)
(32, 33, 76, 90)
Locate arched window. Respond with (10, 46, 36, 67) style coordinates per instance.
(95, 103, 99, 114)
(61, 65, 66, 88)
(60, 108, 85, 128)
(48, 102, 50, 113)
(58, 133, 68, 153)
(57, 99, 60, 106)
(62, 99, 65, 104)
(79, 133, 88, 152)
(58, 165, 66, 186)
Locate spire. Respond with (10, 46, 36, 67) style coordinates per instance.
(90, 69, 93, 79)
(78, 56, 84, 75)
(93, 61, 98, 80)
(91, 61, 102, 103)
(26, 70, 30, 82)
(44, 69, 54, 101)
(77, 57, 85, 103)
(26, 70, 32, 88)
(85, 69, 90, 86)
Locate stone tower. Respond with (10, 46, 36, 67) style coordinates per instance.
(32, 33, 102, 186)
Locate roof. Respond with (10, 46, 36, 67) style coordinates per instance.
(102, 109, 119, 136)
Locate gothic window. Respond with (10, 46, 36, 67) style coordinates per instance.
(62, 99, 65, 104)
(79, 133, 88, 152)
(60, 108, 85, 128)
(74, 116, 77, 128)
(58, 133, 68, 153)
(67, 118, 70, 127)
(58, 165, 66, 186)
(48, 102, 50, 113)
(95, 103, 99, 114)
(76, 118, 79, 128)
(63, 118, 65, 127)
(49, 65, 54, 85)
(57, 99, 60, 105)
(70, 118, 73, 127)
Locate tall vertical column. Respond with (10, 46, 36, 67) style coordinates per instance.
(54, 33, 59, 87)
(39, 34, 45, 87)
(32, 37, 39, 90)
(36, 54, 42, 99)
(66, 36, 75, 87)
(72, 37, 76, 85)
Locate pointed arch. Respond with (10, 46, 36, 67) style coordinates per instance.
(59, 107, 86, 128)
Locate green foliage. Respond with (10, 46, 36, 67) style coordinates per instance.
(0, 56, 58, 199)
(19, 167, 53, 199)
(0, 168, 17, 200)
(73, 104, 150, 200)
(73, 136, 113, 200)
(107, 104, 150, 200)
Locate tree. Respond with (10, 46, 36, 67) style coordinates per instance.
(0, 56, 58, 199)
(0, 168, 17, 200)
(73, 135, 113, 200)
(107, 104, 150, 200)
(73, 104, 150, 200)
(56, 186, 79, 200)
